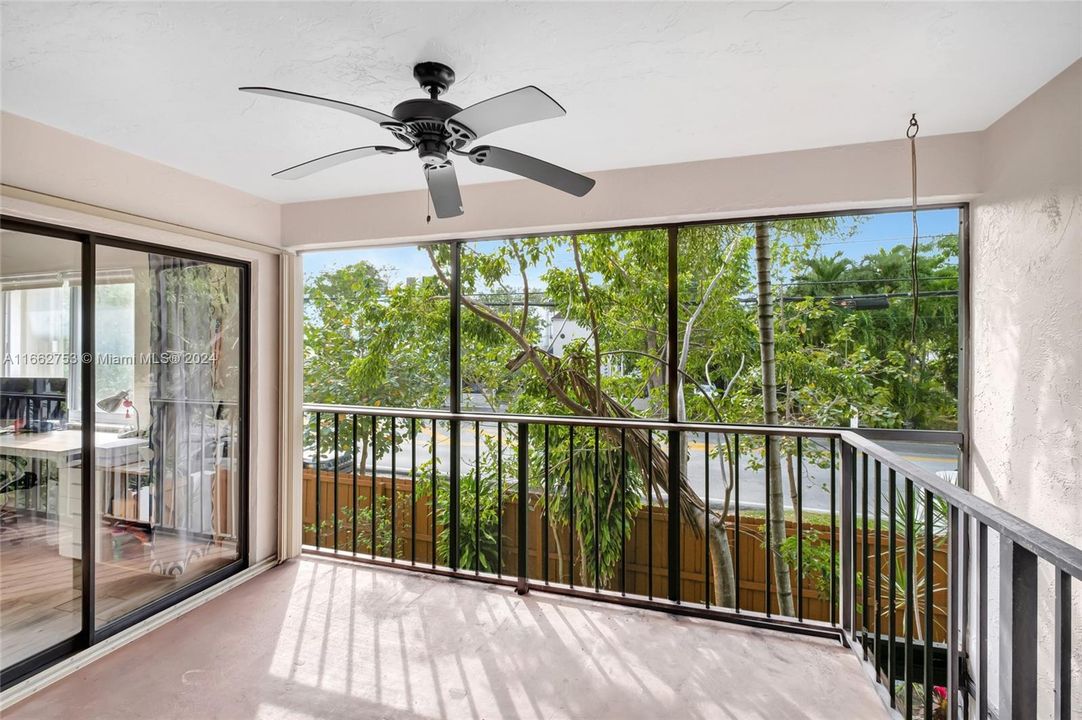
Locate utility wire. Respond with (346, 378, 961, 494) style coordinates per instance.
(773, 232, 951, 248)
(780, 275, 957, 287)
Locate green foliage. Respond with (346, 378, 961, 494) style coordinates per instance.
(779, 529, 836, 603)
(304, 260, 449, 409)
(529, 425, 643, 586)
(432, 450, 502, 573)
(305, 494, 399, 556)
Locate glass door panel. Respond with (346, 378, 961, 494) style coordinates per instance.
(0, 229, 83, 669)
(93, 245, 242, 627)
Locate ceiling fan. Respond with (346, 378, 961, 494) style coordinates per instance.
(240, 62, 596, 218)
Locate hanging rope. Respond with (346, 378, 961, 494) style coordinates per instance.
(907, 113, 920, 353)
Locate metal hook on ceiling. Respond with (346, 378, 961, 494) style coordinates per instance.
(906, 113, 920, 140)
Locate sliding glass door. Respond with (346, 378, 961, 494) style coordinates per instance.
(0, 219, 249, 687)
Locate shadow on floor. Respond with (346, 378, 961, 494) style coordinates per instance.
(7, 555, 886, 720)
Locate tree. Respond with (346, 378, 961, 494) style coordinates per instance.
(304, 260, 450, 465)
(789, 251, 853, 297)
(427, 235, 700, 590)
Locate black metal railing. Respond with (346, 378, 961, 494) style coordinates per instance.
(839, 432, 1081, 720)
(300, 403, 1079, 719)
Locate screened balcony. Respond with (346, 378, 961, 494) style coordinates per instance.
(2, 3, 1081, 720)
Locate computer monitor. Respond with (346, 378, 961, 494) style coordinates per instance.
(0, 377, 68, 431)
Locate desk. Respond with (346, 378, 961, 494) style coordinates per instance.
(0, 430, 148, 559)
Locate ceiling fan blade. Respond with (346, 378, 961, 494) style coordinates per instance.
(446, 86, 565, 140)
(272, 146, 403, 180)
(240, 86, 397, 126)
(468, 146, 595, 197)
(425, 164, 464, 218)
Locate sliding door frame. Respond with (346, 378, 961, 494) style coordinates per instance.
(0, 215, 251, 689)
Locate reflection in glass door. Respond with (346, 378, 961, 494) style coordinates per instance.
(0, 219, 248, 687)
(0, 230, 84, 669)
(93, 245, 243, 627)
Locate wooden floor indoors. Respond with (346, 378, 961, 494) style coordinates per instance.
(0, 514, 235, 667)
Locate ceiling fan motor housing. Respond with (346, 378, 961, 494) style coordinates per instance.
(390, 97, 463, 166)
(392, 66, 470, 165)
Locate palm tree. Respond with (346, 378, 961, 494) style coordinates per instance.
(791, 251, 853, 297)
(754, 221, 795, 616)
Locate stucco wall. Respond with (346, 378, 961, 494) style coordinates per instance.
(970, 59, 1081, 718)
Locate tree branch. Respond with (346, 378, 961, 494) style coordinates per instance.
(510, 241, 530, 338)
(425, 245, 593, 416)
(598, 349, 725, 425)
(677, 239, 738, 421)
(572, 236, 603, 413)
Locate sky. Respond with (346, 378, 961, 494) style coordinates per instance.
(302, 208, 961, 287)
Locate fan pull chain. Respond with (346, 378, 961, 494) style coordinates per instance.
(907, 113, 920, 357)
(425, 167, 432, 224)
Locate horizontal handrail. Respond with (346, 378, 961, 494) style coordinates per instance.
(842, 430, 1082, 580)
(302, 403, 963, 444)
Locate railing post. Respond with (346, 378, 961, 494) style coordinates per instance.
(840, 440, 855, 638)
(449, 420, 460, 570)
(1055, 569, 1072, 720)
(976, 522, 993, 720)
(516, 423, 529, 595)
(333, 414, 342, 552)
(667, 428, 681, 603)
(665, 226, 681, 604)
(314, 412, 321, 551)
(1000, 537, 1038, 719)
(947, 505, 961, 719)
(449, 241, 461, 571)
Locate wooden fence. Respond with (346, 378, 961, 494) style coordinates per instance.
(303, 468, 947, 641)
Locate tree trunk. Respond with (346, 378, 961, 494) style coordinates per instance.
(705, 508, 737, 605)
(681, 438, 736, 608)
(754, 221, 795, 617)
(358, 435, 370, 483)
(785, 450, 799, 506)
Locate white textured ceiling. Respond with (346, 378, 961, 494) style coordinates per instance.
(2, 2, 1079, 204)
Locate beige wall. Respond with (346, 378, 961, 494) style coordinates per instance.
(280, 132, 982, 248)
(970, 59, 1081, 718)
(1, 112, 281, 247)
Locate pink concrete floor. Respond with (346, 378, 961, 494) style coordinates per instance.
(8, 556, 888, 719)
